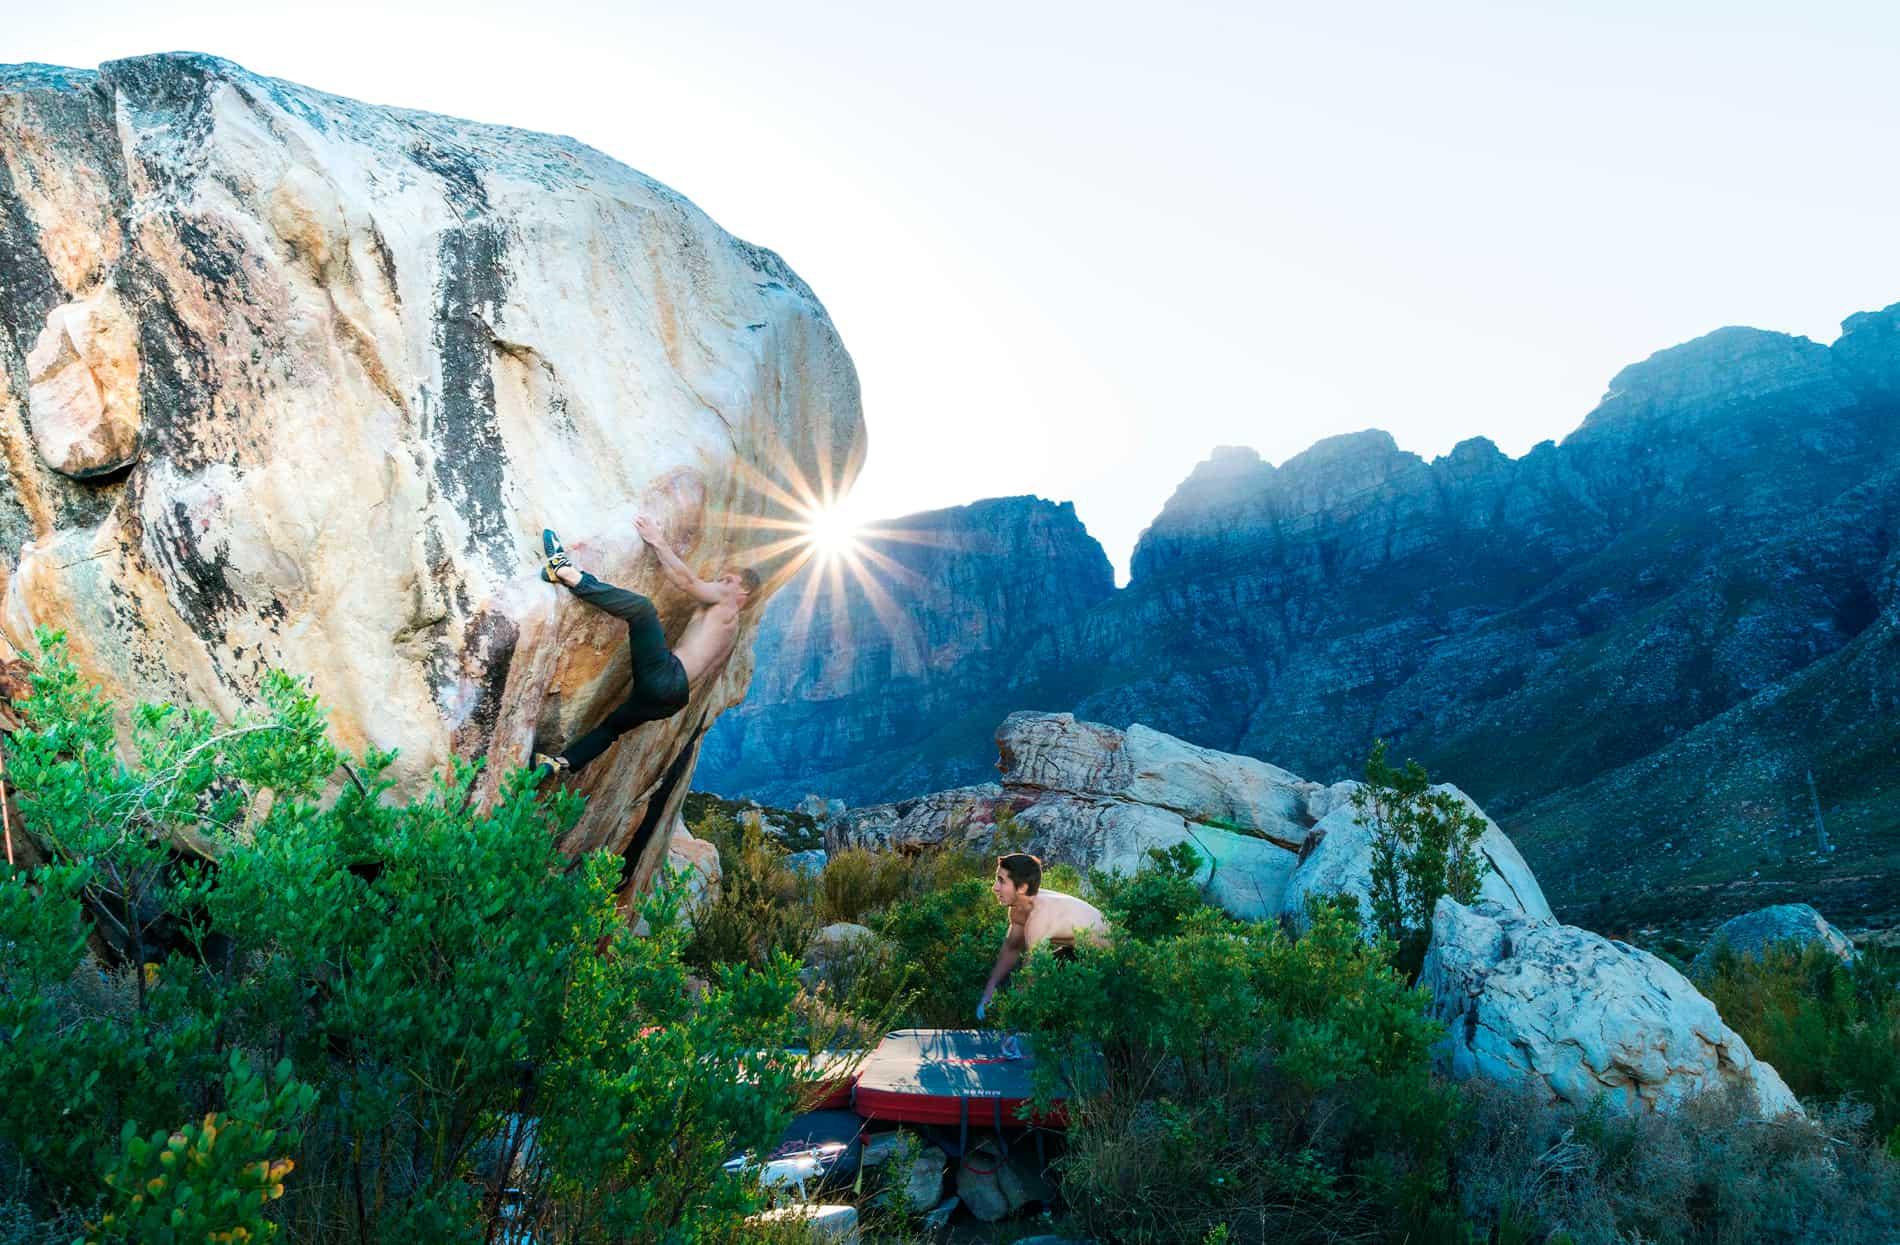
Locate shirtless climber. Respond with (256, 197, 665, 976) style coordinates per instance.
(976, 852, 1109, 1025)
(532, 516, 758, 777)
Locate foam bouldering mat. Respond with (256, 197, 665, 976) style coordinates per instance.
(851, 1029, 1063, 1128)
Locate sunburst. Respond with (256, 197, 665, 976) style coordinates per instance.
(726, 415, 954, 671)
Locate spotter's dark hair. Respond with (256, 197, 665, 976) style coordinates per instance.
(996, 852, 1042, 895)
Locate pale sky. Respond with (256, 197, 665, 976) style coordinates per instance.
(13, 2, 1900, 578)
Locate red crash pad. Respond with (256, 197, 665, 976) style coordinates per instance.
(851, 1029, 1063, 1128)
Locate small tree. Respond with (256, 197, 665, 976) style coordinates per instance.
(1350, 740, 1489, 976)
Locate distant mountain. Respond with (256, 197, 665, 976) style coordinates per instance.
(696, 497, 1114, 805)
(702, 304, 1900, 932)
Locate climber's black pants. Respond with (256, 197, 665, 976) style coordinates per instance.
(559, 572, 691, 771)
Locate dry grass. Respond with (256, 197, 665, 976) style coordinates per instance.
(1453, 1079, 1900, 1244)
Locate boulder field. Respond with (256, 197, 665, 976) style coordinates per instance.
(0, 54, 862, 906)
(828, 711, 1806, 1118)
(830, 710, 1551, 928)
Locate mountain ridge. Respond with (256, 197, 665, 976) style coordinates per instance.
(699, 302, 1900, 929)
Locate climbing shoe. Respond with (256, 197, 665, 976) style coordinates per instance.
(532, 751, 570, 780)
(540, 528, 574, 584)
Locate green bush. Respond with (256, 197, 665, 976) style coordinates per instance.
(1351, 740, 1489, 978)
(1089, 841, 1211, 941)
(0, 632, 808, 1243)
(1697, 940, 1900, 1142)
(866, 878, 1000, 1027)
(683, 812, 821, 974)
(89, 1051, 314, 1245)
(818, 846, 916, 925)
(999, 898, 1457, 1242)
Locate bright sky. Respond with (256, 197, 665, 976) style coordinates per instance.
(14, 2, 1900, 579)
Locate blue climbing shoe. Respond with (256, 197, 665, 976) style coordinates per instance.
(540, 529, 573, 584)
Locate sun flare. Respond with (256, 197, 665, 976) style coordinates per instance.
(798, 504, 862, 561)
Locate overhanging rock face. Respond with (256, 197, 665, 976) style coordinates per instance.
(0, 55, 862, 895)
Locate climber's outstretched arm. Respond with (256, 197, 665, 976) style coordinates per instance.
(635, 515, 723, 605)
(976, 918, 1029, 1019)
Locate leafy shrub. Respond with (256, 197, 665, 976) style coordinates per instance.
(1089, 841, 1211, 940)
(89, 1051, 313, 1245)
(818, 847, 916, 925)
(1, 632, 808, 1243)
(684, 813, 821, 974)
(1000, 898, 1457, 1242)
(1697, 940, 1900, 1141)
(865, 878, 1000, 1027)
(1351, 740, 1489, 977)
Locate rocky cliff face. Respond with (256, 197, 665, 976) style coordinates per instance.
(1082, 311, 1900, 927)
(711, 305, 1900, 930)
(0, 55, 862, 903)
(695, 496, 1113, 806)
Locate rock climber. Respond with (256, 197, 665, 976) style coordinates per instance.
(532, 516, 758, 777)
(977, 852, 1108, 1032)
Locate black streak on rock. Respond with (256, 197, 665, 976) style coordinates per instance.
(148, 498, 244, 646)
(0, 153, 63, 352)
(431, 221, 514, 568)
(451, 607, 519, 760)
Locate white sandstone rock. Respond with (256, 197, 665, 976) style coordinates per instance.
(998, 712, 1313, 848)
(954, 1136, 1052, 1221)
(1281, 788, 1551, 932)
(902, 1144, 948, 1213)
(24, 288, 141, 477)
(665, 816, 722, 911)
(785, 849, 829, 877)
(1420, 898, 1801, 1119)
(0, 55, 862, 909)
(827, 785, 1017, 854)
(1013, 794, 1297, 921)
(1688, 903, 1857, 979)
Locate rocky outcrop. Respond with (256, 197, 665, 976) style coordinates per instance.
(1281, 788, 1553, 933)
(1420, 898, 1801, 1118)
(665, 817, 721, 912)
(830, 712, 1538, 926)
(998, 713, 1313, 849)
(0, 56, 862, 903)
(1687, 903, 1857, 979)
(709, 300, 1900, 930)
(695, 496, 1113, 806)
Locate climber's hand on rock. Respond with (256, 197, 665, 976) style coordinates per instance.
(634, 515, 665, 549)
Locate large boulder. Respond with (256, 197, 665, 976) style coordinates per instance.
(1420, 898, 1800, 1119)
(1280, 785, 1552, 932)
(998, 712, 1316, 849)
(828, 716, 1547, 925)
(0, 56, 861, 905)
(665, 816, 722, 911)
(1011, 793, 1298, 920)
(828, 785, 1025, 854)
(1688, 903, 1858, 979)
